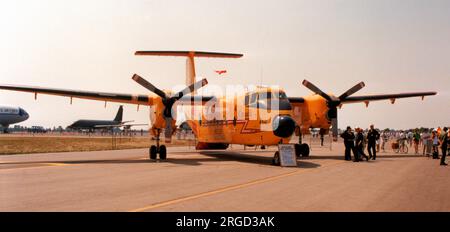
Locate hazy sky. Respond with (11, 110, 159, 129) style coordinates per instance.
(0, 0, 449, 130)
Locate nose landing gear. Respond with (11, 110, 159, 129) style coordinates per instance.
(149, 129, 167, 161)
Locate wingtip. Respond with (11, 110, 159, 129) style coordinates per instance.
(131, 74, 140, 80)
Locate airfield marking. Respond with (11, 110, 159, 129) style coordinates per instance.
(129, 160, 345, 212)
(0, 156, 145, 171)
(0, 162, 73, 171)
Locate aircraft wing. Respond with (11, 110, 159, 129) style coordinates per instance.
(341, 92, 437, 104)
(94, 123, 148, 128)
(177, 95, 216, 105)
(0, 84, 154, 106)
(93, 124, 121, 129)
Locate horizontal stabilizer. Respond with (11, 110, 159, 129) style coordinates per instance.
(135, 51, 243, 58)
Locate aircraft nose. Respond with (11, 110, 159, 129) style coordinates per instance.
(20, 108, 29, 119)
(272, 115, 296, 138)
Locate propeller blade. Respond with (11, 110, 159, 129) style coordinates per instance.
(173, 78, 208, 100)
(338, 82, 365, 100)
(302, 80, 334, 102)
(164, 117, 173, 143)
(132, 74, 167, 99)
(331, 117, 338, 141)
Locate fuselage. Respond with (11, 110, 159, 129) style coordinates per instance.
(177, 88, 330, 146)
(0, 106, 30, 128)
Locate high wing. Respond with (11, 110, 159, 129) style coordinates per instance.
(177, 95, 216, 105)
(0, 84, 154, 106)
(341, 92, 437, 104)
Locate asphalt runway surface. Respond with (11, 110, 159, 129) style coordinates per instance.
(1, 143, 449, 212)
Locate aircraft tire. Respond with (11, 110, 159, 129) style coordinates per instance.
(294, 144, 302, 157)
(159, 145, 167, 160)
(150, 145, 157, 160)
(272, 151, 280, 166)
(301, 144, 310, 157)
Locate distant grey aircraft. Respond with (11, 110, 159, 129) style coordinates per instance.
(0, 106, 29, 133)
(67, 105, 145, 130)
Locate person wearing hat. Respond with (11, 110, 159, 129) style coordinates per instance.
(440, 127, 448, 166)
(340, 126, 356, 161)
(367, 124, 380, 160)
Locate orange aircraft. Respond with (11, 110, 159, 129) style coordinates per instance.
(0, 51, 437, 165)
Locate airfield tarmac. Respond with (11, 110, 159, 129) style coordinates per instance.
(1, 143, 449, 212)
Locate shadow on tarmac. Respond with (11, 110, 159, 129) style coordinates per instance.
(1, 150, 323, 169)
(0, 150, 422, 170)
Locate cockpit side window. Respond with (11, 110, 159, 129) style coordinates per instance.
(245, 93, 259, 107)
(258, 92, 270, 100)
(250, 93, 258, 104)
(272, 91, 287, 99)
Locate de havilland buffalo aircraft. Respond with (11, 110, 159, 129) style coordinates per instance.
(0, 51, 437, 164)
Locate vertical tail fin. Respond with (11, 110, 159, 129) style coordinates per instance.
(114, 105, 123, 122)
(186, 52, 196, 89)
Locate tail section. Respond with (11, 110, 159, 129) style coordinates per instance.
(135, 51, 243, 88)
(186, 52, 196, 90)
(114, 105, 123, 122)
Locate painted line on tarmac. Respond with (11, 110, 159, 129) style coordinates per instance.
(0, 162, 72, 171)
(129, 160, 345, 212)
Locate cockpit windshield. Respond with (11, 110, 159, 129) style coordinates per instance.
(245, 90, 290, 110)
(272, 91, 287, 99)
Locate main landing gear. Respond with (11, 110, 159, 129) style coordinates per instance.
(272, 151, 280, 166)
(295, 143, 310, 157)
(295, 131, 310, 157)
(149, 130, 167, 161)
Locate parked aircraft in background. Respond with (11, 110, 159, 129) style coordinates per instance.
(67, 105, 146, 131)
(0, 105, 29, 133)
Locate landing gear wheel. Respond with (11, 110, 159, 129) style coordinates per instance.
(295, 143, 310, 157)
(272, 151, 280, 166)
(294, 144, 302, 157)
(159, 145, 167, 160)
(149, 145, 157, 160)
(301, 144, 310, 157)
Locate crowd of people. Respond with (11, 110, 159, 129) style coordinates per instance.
(341, 125, 449, 166)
